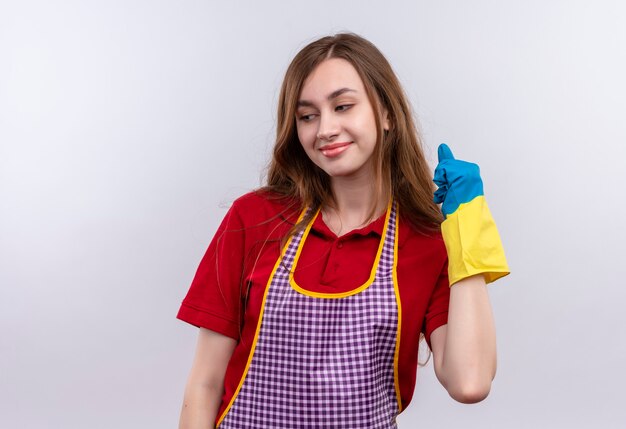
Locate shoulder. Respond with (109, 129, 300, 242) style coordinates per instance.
(230, 189, 301, 228)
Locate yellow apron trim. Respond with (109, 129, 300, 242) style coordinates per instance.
(289, 201, 393, 299)
(216, 207, 309, 427)
(391, 203, 403, 413)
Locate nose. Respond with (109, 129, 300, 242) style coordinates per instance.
(316, 111, 340, 142)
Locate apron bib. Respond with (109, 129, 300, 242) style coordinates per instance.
(218, 202, 402, 428)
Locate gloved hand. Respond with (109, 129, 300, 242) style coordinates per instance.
(433, 143, 510, 286)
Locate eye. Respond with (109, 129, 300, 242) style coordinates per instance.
(297, 113, 317, 122)
(335, 104, 353, 112)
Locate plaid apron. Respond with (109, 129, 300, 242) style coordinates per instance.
(218, 202, 401, 428)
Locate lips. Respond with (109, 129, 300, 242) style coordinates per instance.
(319, 142, 352, 158)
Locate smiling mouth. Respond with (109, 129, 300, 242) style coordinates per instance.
(319, 142, 352, 157)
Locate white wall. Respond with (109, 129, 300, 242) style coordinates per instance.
(1, 1, 625, 428)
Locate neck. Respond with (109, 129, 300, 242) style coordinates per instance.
(324, 169, 388, 236)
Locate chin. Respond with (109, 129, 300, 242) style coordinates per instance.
(323, 167, 358, 178)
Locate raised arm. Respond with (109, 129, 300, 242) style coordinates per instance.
(179, 328, 236, 429)
(430, 274, 496, 403)
(430, 143, 509, 403)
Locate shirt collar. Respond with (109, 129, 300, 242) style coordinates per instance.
(310, 209, 386, 240)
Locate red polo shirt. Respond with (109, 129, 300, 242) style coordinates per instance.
(177, 190, 450, 418)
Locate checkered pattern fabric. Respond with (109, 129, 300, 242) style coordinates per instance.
(219, 204, 400, 428)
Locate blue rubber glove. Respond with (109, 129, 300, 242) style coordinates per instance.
(433, 143, 484, 219)
(433, 143, 510, 286)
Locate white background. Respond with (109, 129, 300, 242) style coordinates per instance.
(1, 1, 625, 428)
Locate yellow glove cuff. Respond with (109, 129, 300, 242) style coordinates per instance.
(441, 195, 510, 286)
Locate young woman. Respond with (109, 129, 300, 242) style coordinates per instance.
(177, 33, 509, 429)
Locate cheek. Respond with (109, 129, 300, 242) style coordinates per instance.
(349, 106, 378, 139)
(349, 118, 377, 144)
(296, 125, 316, 150)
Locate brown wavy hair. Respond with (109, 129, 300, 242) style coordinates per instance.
(263, 32, 443, 235)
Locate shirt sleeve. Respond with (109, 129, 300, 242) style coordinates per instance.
(422, 257, 450, 348)
(176, 204, 246, 340)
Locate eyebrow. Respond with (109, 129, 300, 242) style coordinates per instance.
(297, 87, 357, 108)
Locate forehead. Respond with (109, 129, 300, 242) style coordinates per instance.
(299, 58, 366, 99)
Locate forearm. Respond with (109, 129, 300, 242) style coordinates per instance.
(438, 274, 496, 403)
(179, 383, 223, 429)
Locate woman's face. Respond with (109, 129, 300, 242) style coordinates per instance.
(295, 58, 388, 181)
